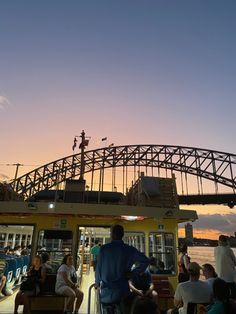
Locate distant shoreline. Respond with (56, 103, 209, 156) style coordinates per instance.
(179, 237, 236, 248)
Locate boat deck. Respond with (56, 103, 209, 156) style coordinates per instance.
(0, 270, 96, 314)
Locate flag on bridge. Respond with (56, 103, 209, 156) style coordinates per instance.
(79, 139, 89, 149)
(72, 137, 77, 151)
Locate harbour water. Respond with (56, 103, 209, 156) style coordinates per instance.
(188, 246, 236, 267)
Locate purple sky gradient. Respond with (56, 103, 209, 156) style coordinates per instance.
(0, 0, 236, 206)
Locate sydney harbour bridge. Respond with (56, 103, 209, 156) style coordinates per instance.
(9, 138, 236, 208)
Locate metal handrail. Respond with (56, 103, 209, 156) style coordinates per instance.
(87, 283, 102, 314)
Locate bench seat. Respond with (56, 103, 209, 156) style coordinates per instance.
(29, 294, 66, 313)
(152, 275, 174, 311)
(29, 274, 66, 313)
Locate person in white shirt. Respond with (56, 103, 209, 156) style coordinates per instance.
(168, 262, 212, 314)
(14, 245, 21, 256)
(202, 263, 217, 290)
(214, 234, 236, 298)
(55, 254, 83, 314)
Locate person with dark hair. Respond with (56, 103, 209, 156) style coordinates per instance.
(178, 243, 190, 283)
(169, 262, 212, 314)
(91, 239, 101, 271)
(214, 234, 236, 298)
(14, 255, 46, 314)
(3, 246, 10, 254)
(96, 224, 149, 314)
(8, 248, 14, 255)
(27, 244, 32, 254)
(206, 278, 236, 313)
(148, 257, 158, 274)
(129, 269, 159, 307)
(14, 245, 21, 256)
(41, 252, 54, 274)
(202, 263, 217, 289)
(55, 254, 83, 314)
(21, 244, 29, 256)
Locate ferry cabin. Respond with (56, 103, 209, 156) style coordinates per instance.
(0, 176, 197, 313)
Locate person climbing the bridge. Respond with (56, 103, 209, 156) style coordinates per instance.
(95, 224, 149, 314)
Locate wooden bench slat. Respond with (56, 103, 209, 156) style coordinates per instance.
(151, 275, 174, 300)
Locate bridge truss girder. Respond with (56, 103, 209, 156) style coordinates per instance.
(10, 145, 236, 199)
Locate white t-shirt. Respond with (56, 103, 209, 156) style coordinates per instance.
(55, 264, 75, 290)
(214, 245, 236, 283)
(174, 280, 212, 314)
(206, 277, 216, 290)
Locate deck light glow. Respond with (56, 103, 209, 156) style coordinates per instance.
(48, 202, 55, 209)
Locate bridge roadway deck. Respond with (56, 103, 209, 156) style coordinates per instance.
(179, 193, 236, 207)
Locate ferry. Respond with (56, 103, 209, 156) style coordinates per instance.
(0, 132, 197, 314)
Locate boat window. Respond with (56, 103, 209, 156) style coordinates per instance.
(37, 229, 73, 270)
(149, 232, 175, 274)
(0, 224, 34, 254)
(124, 232, 145, 253)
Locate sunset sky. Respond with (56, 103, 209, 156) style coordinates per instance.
(0, 1, 236, 239)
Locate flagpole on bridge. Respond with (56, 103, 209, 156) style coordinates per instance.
(72, 130, 89, 182)
(79, 130, 85, 181)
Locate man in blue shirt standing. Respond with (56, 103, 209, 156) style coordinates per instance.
(95, 224, 149, 314)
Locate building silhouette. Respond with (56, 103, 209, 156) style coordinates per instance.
(185, 223, 193, 245)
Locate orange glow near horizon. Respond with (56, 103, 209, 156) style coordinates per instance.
(178, 227, 225, 240)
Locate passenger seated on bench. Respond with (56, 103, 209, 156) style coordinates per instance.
(41, 252, 54, 274)
(14, 245, 21, 256)
(129, 269, 158, 306)
(3, 246, 10, 254)
(168, 262, 212, 314)
(14, 255, 46, 314)
(0, 271, 6, 298)
(206, 278, 236, 314)
(21, 245, 29, 256)
(9, 248, 15, 255)
(148, 257, 158, 274)
(55, 254, 83, 314)
(202, 263, 217, 290)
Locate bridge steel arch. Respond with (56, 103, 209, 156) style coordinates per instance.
(10, 145, 236, 199)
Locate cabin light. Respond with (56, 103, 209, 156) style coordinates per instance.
(48, 202, 55, 210)
(122, 216, 139, 221)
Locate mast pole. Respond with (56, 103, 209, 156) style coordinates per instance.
(80, 130, 85, 181)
